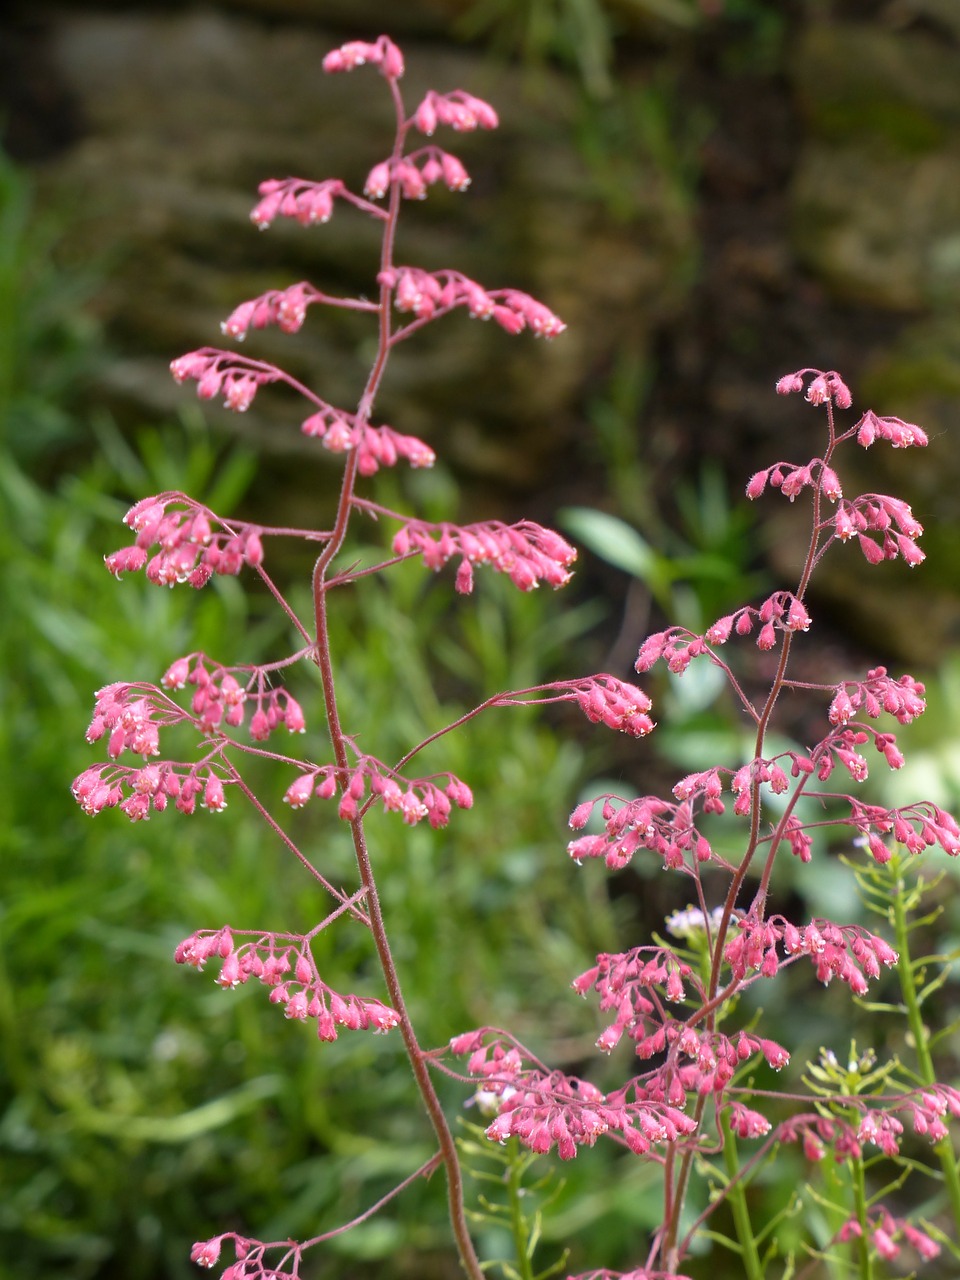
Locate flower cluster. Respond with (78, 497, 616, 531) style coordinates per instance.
(393, 517, 576, 593)
(567, 792, 714, 871)
(826, 667, 926, 726)
(855, 409, 928, 449)
(451, 1032, 697, 1159)
(321, 35, 405, 78)
(813, 722, 913, 781)
(746, 458, 842, 503)
(646, 1028, 789, 1104)
(249, 176, 381, 230)
(571, 946, 698, 1055)
(379, 266, 566, 336)
(170, 348, 282, 414)
(175, 928, 399, 1040)
(555, 675, 655, 736)
(831, 492, 925, 566)
(72, 761, 228, 820)
(283, 755, 473, 829)
(411, 89, 499, 135)
(300, 406, 436, 473)
(221, 282, 361, 339)
(364, 149, 472, 200)
(84, 681, 175, 759)
(729, 755, 798, 814)
(775, 368, 852, 408)
(726, 1101, 773, 1139)
(161, 654, 306, 739)
(839, 1208, 940, 1262)
(106, 492, 265, 588)
(727, 915, 898, 995)
(848, 799, 960, 860)
(789, 1085, 960, 1168)
(636, 591, 812, 672)
(570, 953, 790, 1094)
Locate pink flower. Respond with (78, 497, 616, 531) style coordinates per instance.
(190, 1238, 222, 1268)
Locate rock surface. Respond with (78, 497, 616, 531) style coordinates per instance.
(4, 1, 960, 658)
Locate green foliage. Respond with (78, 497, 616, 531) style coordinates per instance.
(0, 151, 102, 463)
(458, 1120, 568, 1280)
(456, 0, 704, 100)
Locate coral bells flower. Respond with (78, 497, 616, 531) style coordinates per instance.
(379, 267, 565, 336)
(72, 762, 228, 821)
(322, 35, 405, 79)
(832, 493, 925, 566)
(453, 1037, 696, 1159)
(566, 792, 713, 871)
(364, 150, 473, 200)
(568, 675, 655, 736)
(247, 176, 386, 230)
(775, 367, 851, 408)
(851, 799, 960, 858)
(175, 929, 400, 1039)
(299, 409, 436, 473)
(727, 1102, 772, 1139)
(855, 408, 928, 449)
(283, 757, 473, 829)
(412, 89, 499, 134)
(394, 518, 576, 591)
(170, 349, 281, 413)
(160, 654, 308, 740)
(190, 1238, 223, 1269)
(221, 282, 338, 339)
(85, 682, 174, 758)
(826, 667, 926, 727)
(106, 493, 266, 589)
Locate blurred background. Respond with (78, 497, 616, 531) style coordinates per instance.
(2, 0, 960, 1277)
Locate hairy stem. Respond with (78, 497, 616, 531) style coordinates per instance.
(302, 76, 483, 1280)
(719, 1111, 765, 1280)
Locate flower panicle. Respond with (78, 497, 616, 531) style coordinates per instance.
(161, 653, 306, 738)
(638, 591, 812, 673)
(450, 1033, 696, 1160)
(72, 761, 228, 821)
(322, 35, 405, 79)
(283, 755, 473, 829)
(108, 491, 265, 589)
(175, 928, 399, 1040)
(169, 348, 282, 414)
(300, 408, 435, 473)
(827, 667, 926, 726)
(380, 266, 565, 336)
(363, 148, 473, 200)
(393, 516, 576, 593)
(775, 367, 852, 408)
(849, 798, 960, 860)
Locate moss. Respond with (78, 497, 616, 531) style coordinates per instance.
(807, 101, 946, 154)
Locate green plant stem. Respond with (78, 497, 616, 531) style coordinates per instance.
(504, 1139, 536, 1280)
(850, 1156, 873, 1280)
(890, 855, 960, 1227)
(719, 1112, 764, 1280)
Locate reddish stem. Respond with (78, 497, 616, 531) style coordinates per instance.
(305, 75, 483, 1280)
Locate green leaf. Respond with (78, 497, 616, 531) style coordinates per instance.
(561, 506, 669, 585)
